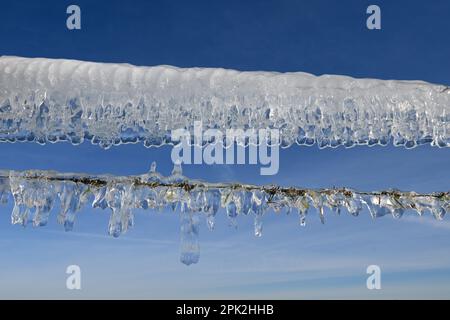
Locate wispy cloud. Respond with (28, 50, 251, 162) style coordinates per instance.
(402, 215, 450, 230)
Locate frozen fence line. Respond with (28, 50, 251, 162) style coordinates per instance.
(0, 163, 448, 265)
(1, 56, 449, 149)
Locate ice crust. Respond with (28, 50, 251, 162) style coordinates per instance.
(1, 56, 449, 149)
(0, 164, 448, 265)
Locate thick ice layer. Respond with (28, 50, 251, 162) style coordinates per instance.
(0, 56, 449, 149)
(0, 163, 448, 265)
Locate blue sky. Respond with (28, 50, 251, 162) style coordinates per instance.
(0, 0, 449, 299)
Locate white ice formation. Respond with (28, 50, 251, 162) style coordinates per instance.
(0, 56, 449, 149)
(0, 163, 448, 265)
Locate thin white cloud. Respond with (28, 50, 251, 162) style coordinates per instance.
(402, 215, 450, 230)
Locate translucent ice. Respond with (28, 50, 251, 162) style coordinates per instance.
(180, 208, 200, 265)
(0, 164, 448, 265)
(0, 56, 448, 149)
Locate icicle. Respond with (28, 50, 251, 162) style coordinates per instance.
(345, 195, 363, 217)
(11, 204, 29, 226)
(251, 191, 267, 236)
(180, 208, 200, 266)
(105, 184, 134, 237)
(92, 186, 108, 209)
(0, 177, 9, 204)
(141, 161, 163, 184)
(295, 196, 309, 227)
(58, 182, 89, 231)
(226, 201, 238, 228)
(170, 161, 184, 182)
(254, 214, 263, 237)
(32, 195, 54, 227)
(204, 189, 220, 230)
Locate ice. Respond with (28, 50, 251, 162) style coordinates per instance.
(9, 172, 55, 227)
(0, 164, 448, 265)
(106, 184, 135, 237)
(0, 56, 448, 149)
(57, 182, 90, 231)
(180, 209, 200, 265)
